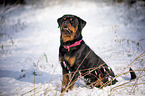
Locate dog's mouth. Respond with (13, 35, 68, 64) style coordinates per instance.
(62, 27, 72, 35)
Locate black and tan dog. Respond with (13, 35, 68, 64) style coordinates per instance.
(57, 14, 135, 93)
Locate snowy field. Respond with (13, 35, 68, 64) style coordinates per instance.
(0, 0, 145, 96)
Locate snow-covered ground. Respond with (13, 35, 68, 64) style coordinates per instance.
(0, 0, 145, 96)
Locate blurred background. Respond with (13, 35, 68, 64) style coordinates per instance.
(0, 0, 145, 6)
(0, 0, 145, 96)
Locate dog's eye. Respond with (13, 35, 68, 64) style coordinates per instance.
(70, 18, 73, 21)
(70, 18, 74, 23)
(64, 18, 66, 21)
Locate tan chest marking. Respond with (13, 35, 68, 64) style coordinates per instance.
(64, 56, 76, 67)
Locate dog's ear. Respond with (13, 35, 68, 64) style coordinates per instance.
(77, 16, 86, 30)
(57, 17, 62, 28)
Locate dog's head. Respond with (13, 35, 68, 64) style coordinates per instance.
(57, 14, 86, 43)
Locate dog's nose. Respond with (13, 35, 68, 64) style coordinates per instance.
(63, 24, 68, 28)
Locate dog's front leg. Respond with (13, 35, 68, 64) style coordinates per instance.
(61, 70, 79, 93)
(61, 69, 70, 93)
(67, 72, 79, 91)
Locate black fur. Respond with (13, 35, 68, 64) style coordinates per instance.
(58, 14, 118, 93)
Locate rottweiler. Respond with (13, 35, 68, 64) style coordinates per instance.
(57, 14, 135, 93)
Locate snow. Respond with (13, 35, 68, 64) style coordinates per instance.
(0, 0, 145, 96)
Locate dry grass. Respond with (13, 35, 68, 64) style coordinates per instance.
(15, 51, 145, 96)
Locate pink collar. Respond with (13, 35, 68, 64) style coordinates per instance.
(63, 40, 82, 51)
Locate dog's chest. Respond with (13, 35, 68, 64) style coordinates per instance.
(64, 55, 76, 67)
(60, 55, 76, 68)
